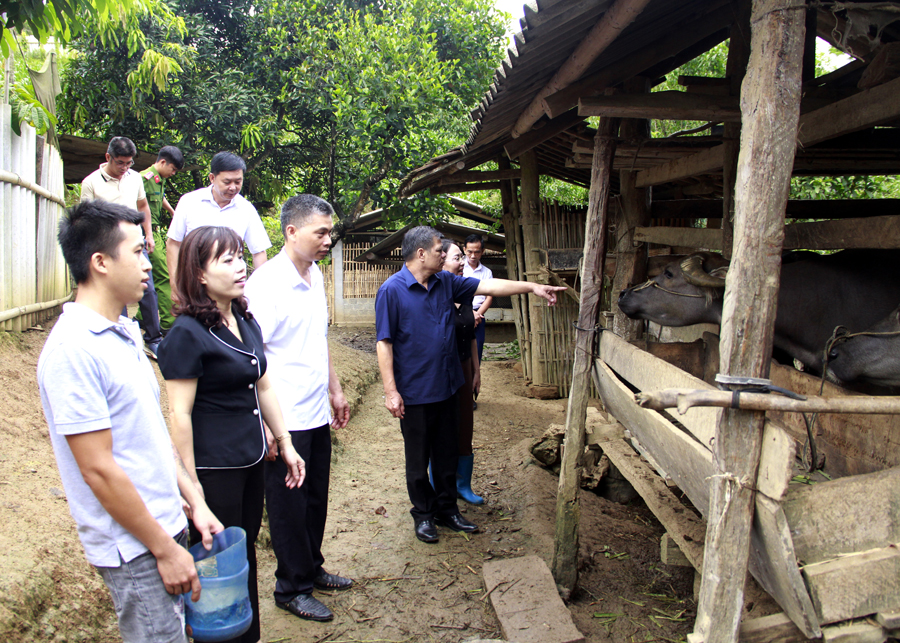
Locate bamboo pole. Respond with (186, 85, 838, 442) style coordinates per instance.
(551, 116, 619, 595)
(690, 2, 806, 642)
(636, 388, 900, 415)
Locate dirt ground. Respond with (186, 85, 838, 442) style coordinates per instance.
(0, 318, 702, 643)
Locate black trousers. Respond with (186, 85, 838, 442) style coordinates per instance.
(399, 393, 460, 523)
(265, 424, 331, 602)
(192, 461, 264, 643)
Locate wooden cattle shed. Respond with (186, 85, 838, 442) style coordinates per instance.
(400, 1, 900, 641)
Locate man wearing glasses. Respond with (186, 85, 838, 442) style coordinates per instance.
(81, 136, 163, 359)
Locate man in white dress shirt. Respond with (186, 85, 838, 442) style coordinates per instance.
(166, 151, 271, 305)
(463, 234, 492, 406)
(244, 194, 351, 622)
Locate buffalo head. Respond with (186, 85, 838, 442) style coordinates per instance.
(827, 304, 900, 388)
(617, 253, 729, 327)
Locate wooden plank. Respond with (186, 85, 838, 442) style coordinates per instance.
(781, 467, 900, 565)
(783, 216, 900, 250)
(798, 74, 900, 147)
(597, 360, 818, 636)
(483, 556, 585, 643)
(738, 612, 818, 643)
(504, 108, 585, 160)
(634, 145, 725, 188)
(600, 333, 796, 503)
(594, 358, 714, 516)
(633, 226, 723, 249)
(652, 198, 900, 221)
(579, 91, 741, 122)
(876, 610, 900, 629)
(601, 437, 706, 571)
(821, 622, 886, 643)
(803, 545, 900, 625)
(601, 332, 719, 447)
(747, 496, 822, 638)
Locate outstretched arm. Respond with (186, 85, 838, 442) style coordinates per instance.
(474, 279, 567, 306)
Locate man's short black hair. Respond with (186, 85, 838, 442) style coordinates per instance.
(157, 146, 184, 169)
(464, 234, 484, 250)
(210, 152, 246, 176)
(59, 200, 145, 285)
(107, 136, 137, 159)
(281, 194, 334, 236)
(401, 226, 441, 262)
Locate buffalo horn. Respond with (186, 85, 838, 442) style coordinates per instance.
(681, 254, 727, 288)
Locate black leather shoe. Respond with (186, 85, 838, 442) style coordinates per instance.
(415, 519, 439, 543)
(275, 594, 334, 621)
(435, 512, 478, 533)
(314, 570, 353, 591)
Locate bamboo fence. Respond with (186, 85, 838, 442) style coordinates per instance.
(1, 111, 69, 331)
(534, 199, 597, 397)
(342, 242, 399, 299)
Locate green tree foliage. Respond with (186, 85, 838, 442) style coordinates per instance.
(58, 0, 507, 234)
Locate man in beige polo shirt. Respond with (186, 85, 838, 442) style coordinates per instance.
(81, 136, 163, 359)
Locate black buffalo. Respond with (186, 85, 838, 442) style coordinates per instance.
(827, 304, 900, 387)
(617, 250, 900, 374)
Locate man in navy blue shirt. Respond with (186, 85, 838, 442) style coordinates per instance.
(376, 226, 565, 543)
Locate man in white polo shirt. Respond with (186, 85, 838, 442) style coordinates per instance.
(82, 136, 163, 359)
(244, 194, 351, 623)
(39, 199, 222, 642)
(166, 151, 271, 304)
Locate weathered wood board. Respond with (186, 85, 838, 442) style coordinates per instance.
(802, 545, 900, 625)
(747, 496, 821, 638)
(483, 555, 585, 643)
(601, 437, 706, 571)
(738, 612, 818, 643)
(600, 332, 795, 500)
(781, 467, 900, 565)
(766, 362, 900, 478)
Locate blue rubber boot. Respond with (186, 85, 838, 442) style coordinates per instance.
(456, 454, 484, 505)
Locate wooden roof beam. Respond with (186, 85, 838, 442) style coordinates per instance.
(542, 5, 733, 120)
(510, 0, 652, 139)
(438, 169, 521, 185)
(429, 182, 502, 196)
(504, 108, 585, 160)
(579, 91, 740, 122)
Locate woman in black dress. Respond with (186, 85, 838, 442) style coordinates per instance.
(442, 239, 483, 504)
(159, 226, 305, 643)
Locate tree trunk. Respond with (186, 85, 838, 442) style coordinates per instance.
(551, 116, 619, 595)
(691, 2, 806, 642)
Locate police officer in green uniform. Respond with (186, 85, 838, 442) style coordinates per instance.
(140, 146, 183, 332)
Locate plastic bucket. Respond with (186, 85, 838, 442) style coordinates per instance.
(184, 527, 252, 642)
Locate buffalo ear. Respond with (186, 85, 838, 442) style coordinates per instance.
(709, 266, 729, 279)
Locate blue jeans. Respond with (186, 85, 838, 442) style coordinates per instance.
(96, 530, 189, 643)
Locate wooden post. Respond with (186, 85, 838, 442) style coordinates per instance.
(691, 2, 806, 642)
(520, 150, 549, 386)
(499, 155, 530, 377)
(612, 79, 650, 339)
(551, 116, 619, 595)
(721, 0, 751, 260)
